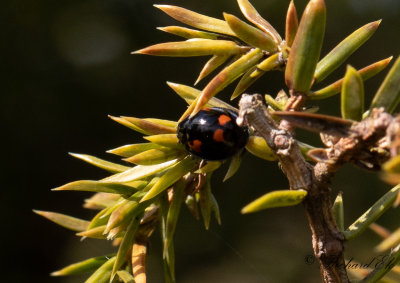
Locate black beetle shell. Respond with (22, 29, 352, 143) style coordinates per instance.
(177, 107, 249, 161)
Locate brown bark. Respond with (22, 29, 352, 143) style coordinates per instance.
(238, 93, 397, 282)
(238, 94, 349, 283)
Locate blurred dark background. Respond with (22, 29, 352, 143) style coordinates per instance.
(3, 0, 399, 282)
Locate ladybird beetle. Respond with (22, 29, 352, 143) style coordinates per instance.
(177, 107, 249, 161)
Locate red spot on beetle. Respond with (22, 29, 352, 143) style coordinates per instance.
(189, 139, 202, 152)
(213, 129, 225, 142)
(218, 114, 232, 126)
